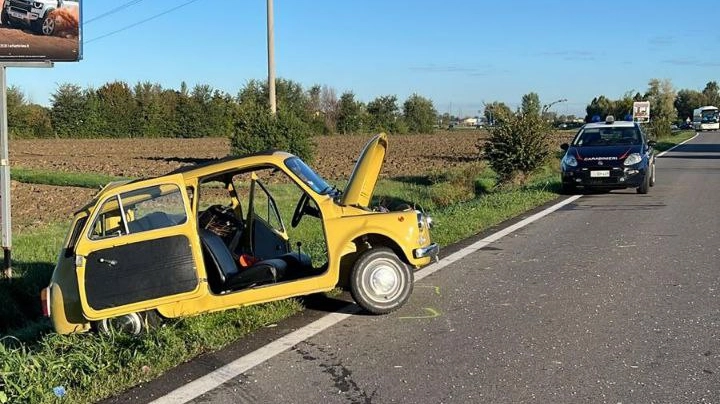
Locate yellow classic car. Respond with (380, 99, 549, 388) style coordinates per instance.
(41, 133, 438, 334)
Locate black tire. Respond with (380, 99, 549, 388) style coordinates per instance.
(1, 9, 12, 27)
(637, 168, 650, 194)
(648, 160, 656, 187)
(350, 247, 413, 314)
(95, 310, 161, 335)
(560, 182, 576, 195)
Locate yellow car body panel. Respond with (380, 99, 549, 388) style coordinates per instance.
(47, 134, 438, 334)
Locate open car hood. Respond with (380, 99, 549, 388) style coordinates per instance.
(339, 133, 387, 208)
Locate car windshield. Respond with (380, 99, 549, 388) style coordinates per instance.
(573, 126, 641, 146)
(284, 156, 334, 195)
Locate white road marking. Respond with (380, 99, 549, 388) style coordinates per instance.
(150, 194, 583, 404)
(656, 132, 698, 157)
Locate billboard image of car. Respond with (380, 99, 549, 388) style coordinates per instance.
(0, 0, 81, 62)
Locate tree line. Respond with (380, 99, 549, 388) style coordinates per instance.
(5, 79, 439, 140)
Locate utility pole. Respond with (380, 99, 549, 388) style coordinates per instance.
(267, 0, 276, 115)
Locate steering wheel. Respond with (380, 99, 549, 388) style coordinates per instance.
(291, 193, 310, 228)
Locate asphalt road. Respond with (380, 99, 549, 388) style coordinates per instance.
(109, 131, 720, 404)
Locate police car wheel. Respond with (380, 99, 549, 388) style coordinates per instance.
(649, 162, 656, 187)
(637, 171, 650, 194)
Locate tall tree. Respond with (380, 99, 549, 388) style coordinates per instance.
(521, 92, 541, 116)
(403, 94, 437, 133)
(367, 95, 401, 133)
(674, 89, 704, 122)
(336, 92, 364, 134)
(96, 81, 136, 137)
(645, 78, 676, 137)
(50, 83, 87, 137)
(484, 101, 512, 124)
(701, 81, 720, 107)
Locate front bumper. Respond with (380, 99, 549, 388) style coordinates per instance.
(562, 166, 646, 188)
(414, 243, 439, 259)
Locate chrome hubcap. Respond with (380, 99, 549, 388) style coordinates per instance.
(366, 260, 401, 302)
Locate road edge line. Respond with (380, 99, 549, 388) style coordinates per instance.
(657, 132, 698, 157)
(149, 194, 583, 404)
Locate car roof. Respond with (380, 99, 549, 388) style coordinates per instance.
(582, 120, 637, 129)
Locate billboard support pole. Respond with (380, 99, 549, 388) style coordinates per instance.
(0, 61, 53, 280)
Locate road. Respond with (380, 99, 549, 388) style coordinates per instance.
(107, 132, 719, 403)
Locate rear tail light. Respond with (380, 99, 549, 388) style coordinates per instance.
(40, 287, 51, 317)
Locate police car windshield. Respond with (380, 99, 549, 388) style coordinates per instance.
(573, 127, 641, 146)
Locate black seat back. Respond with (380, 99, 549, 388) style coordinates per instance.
(199, 229, 239, 292)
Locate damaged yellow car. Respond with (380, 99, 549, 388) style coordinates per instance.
(41, 133, 438, 335)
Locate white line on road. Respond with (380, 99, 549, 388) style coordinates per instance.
(656, 132, 698, 157)
(150, 194, 583, 404)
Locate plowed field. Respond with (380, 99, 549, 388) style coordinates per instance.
(6, 131, 572, 230)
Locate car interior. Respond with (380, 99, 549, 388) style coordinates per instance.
(195, 168, 322, 295)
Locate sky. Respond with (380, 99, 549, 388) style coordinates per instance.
(5, 0, 720, 118)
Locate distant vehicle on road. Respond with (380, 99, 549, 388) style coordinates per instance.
(560, 116, 656, 194)
(693, 106, 719, 131)
(0, 0, 78, 36)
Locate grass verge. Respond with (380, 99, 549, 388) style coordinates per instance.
(0, 131, 693, 403)
(11, 168, 128, 189)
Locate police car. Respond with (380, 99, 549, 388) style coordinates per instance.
(560, 116, 657, 194)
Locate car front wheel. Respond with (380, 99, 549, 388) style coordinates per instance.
(637, 169, 651, 194)
(350, 247, 413, 314)
(35, 11, 56, 35)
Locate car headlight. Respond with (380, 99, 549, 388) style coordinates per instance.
(623, 153, 642, 166)
(562, 154, 578, 167)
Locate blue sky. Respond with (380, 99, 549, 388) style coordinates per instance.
(6, 0, 720, 117)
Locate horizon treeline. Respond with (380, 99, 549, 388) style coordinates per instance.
(5, 77, 719, 139)
(5, 78, 439, 139)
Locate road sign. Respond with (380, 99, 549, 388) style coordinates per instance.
(633, 101, 650, 123)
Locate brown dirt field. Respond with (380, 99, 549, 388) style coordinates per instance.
(6, 131, 573, 231)
(9, 132, 485, 180)
(9, 181, 95, 231)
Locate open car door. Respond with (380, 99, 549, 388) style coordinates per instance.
(247, 174, 290, 260)
(74, 176, 203, 320)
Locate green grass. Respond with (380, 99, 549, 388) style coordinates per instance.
(11, 167, 128, 189)
(654, 130, 696, 152)
(0, 130, 695, 403)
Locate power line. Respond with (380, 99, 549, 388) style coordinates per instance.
(84, 0, 146, 25)
(86, 0, 202, 44)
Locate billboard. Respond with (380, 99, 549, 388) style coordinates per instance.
(0, 0, 81, 62)
(632, 101, 650, 123)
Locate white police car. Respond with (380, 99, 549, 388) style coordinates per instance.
(560, 116, 657, 194)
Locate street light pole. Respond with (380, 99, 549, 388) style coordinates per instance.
(267, 0, 276, 115)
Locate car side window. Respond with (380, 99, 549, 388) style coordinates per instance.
(89, 184, 187, 239)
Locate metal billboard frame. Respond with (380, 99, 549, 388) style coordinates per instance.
(0, 61, 54, 279)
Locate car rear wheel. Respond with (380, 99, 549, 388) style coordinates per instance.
(649, 161, 656, 187)
(95, 310, 161, 335)
(350, 247, 413, 314)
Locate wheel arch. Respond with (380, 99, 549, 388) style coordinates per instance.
(338, 233, 408, 289)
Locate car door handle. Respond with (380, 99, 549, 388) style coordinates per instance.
(98, 258, 118, 267)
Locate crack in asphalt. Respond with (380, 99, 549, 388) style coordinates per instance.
(292, 342, 377, 403)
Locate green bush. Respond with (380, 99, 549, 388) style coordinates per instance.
(480, 111, 553, 185)
(230, 107, 315, 163)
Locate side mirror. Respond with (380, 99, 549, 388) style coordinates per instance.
(647, 140, 657, 147)
(560, 143, 569, 151)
